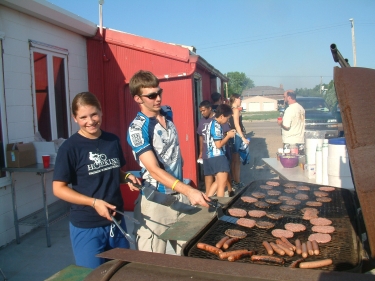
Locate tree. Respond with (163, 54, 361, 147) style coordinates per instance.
(324, 80, 337, 110)
(225, 72, 254, 97)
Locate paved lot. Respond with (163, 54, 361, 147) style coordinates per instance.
(240, 119, 282, 185)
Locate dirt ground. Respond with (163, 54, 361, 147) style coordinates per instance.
(240, 119, 282, 185)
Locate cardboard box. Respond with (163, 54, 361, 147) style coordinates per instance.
(6, 142, 36, 167)
(33, 142, 57, 165)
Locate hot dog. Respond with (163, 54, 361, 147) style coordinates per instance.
(276, 242, 294, 257)
(251, 255, 285, 265)
(216, 236, 230, 249)
(289, 258, 305, 268)
(196, 243, 223, 256)
(228, 251, 255, 262)
(262, 241, 273, 255)
(301, 242, 308, 258)
(281, 236, 296, 251)
(299, 259, 333, 269)
(295, 239, 302, 255)
(223, 237, 240, 250)
(312, 240, 320, 255)
(276, 239, 293, 251)
(306, 241, 314, 256)
(219, 249, 249, 260)
(270, 242, 285, 256)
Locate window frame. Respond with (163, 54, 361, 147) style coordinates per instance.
(29, 40, 71, 140)
(0, 35, 11, 187)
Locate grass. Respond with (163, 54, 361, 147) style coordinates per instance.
(242, 111, 280, 121)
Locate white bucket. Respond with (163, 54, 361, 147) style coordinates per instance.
(305, 139, 324, 164)
(328, 175, 354, 190)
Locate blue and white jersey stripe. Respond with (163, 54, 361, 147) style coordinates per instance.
(205, 119, 225, 158)
(127, 111, 182, 194)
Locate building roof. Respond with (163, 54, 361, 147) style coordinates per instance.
(242, 86, 284, 97)
(0, 0, 98, 36)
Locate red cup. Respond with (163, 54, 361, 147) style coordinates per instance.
(42, 155, 50, 168)
(277, 117, 282, 121)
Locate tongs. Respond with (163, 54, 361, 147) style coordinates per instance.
(110, 215, 135, 244)
(113, 209, 140, 225)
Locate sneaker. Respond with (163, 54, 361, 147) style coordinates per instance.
(228, 191, 235, 197)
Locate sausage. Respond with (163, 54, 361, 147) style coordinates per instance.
(219, 249, 250, 260)
(312, 240, 320, 255)
(295, 239, 302, 255)
(289, 258, 305, 268)
(306, 241, 314, 256)
(276, 239, 293, 251)
(196, 243, 223, 256)
(216, 236, 230, 249)
(251, 255, 285, 265)
(299, 259, 333, 269)
(270, 242, 285, 256)
(301, 242, 308, 258)
(223, 237, 240, 250)
(228, 251, 255, 262)
(262, 241, 273, 255)
(281, 236, 296, 251)
(276, 242, 294, 257)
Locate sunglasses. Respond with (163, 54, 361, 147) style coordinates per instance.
(140, 88, 163, 100)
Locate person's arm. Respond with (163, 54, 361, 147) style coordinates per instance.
(139, 151, 209, 207)
(53, 181, 115, 221)
(233, 108, 249, 144)
(214, 129, 236, 148)
(198, 135, 203, 159)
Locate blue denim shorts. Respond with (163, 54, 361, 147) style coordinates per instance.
(203, 155, 230, 176)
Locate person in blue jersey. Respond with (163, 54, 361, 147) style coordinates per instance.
(127, 70, 209, 254)
(53, 92, 140, 269)
(204, 104, 236, 197)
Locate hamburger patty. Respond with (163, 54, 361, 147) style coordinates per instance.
(308, 233, 331, 243)
(271, 229, 294, 238)
(228, 208, 247, 217)
(285, 223, 306, 232)
(236, 218, 256, 228)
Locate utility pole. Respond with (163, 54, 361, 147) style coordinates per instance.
(349, 18, 357, 67)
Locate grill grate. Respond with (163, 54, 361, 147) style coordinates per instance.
(184, 180, 361, 271)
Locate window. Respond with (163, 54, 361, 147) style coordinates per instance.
(0, 36, 11, 186)
(30, 41, 70, 141)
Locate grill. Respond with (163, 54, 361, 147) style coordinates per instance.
(183, 179, 362, 271)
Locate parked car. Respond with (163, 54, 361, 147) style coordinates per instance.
(280, 97, 339, 138)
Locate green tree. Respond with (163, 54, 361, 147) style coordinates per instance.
(225, 72, 254, 96)
(324, 80, 337, 110)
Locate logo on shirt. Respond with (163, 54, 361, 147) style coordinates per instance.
(87, 152, 120, 175)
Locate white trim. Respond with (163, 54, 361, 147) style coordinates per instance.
(29, 40, 68, 55)
(0, 39, 11, 187)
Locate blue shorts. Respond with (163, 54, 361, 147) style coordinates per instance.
(203, 155, 230, 176)
(70, 218, 130, 269)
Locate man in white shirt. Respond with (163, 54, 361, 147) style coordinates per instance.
(277, 91, 305, 154)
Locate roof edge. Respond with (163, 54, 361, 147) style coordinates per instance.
(0, 0, 98, 37)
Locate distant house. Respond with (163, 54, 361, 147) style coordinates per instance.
(242, 86, 285, 110)
(241, 96, 278, 112)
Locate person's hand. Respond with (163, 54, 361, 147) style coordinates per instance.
(186, 188, 210, 208)
(242, 137, 250, 144)
(227, 129, 236, 138)
(93, 199, 115, 221)
(126, 174, 141, 191)
(277, 119, 283, 126)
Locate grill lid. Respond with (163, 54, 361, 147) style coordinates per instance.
(334, 66, 375, 258)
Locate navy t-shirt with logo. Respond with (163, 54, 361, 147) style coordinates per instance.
(53, 131, 126, 228)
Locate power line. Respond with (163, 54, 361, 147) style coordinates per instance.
(197, 23, 347, 51)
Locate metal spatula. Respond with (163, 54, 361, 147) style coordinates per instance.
(205, 198, 239, 224)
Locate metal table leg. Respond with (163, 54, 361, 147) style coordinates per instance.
(10, 171, 20, 244)
(39, 172, 51, 247)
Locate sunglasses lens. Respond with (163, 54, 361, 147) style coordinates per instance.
(143, 89, 163, 99)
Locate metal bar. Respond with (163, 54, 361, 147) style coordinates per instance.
(39, 172, 51, 247)
(10, 171, 20, 244)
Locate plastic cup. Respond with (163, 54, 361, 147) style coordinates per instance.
(277, 117, 282, 122)
(42, 155, 50, 168)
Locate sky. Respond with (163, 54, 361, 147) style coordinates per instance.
(47, 0, 375, 91)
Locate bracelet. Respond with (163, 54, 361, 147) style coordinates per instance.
(125, 173, 131, 180)
(171, 179, 180, 191)
(92, 198, 97, 208)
